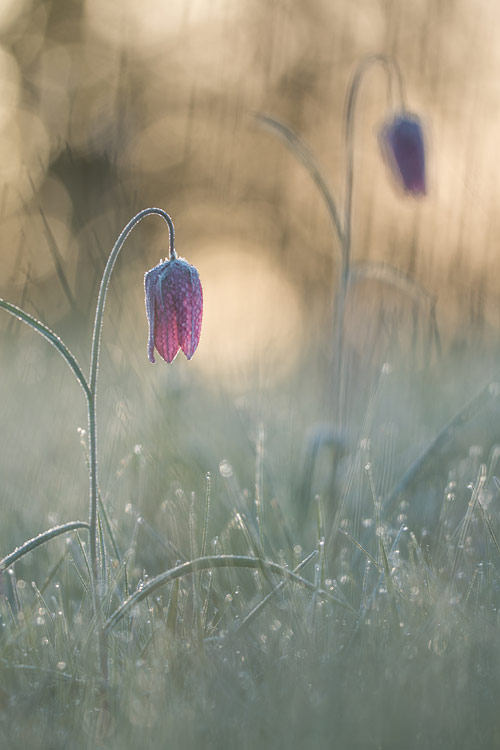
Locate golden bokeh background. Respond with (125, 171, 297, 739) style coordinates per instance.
(1, 0, 500, 389)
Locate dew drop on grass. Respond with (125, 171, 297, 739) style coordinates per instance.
(219, 460, 233, 478)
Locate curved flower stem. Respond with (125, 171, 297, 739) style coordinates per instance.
(1, 208, 177, 681)
(88, 208, 175, 589)
(89, 208, 175, 394)
(333, 54, 406, 427)
(87, 207, 176, 678)
(343, 54, 405, 271)
(256, 56, 408, 427)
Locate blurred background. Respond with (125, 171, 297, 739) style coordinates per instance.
(1, 0, 500, 550)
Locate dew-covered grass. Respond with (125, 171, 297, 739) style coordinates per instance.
(1, 328, 500, 750)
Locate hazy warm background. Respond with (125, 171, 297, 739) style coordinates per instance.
(1, 0, 500, 544)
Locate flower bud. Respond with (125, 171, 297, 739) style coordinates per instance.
(380, 113, 426, 195)
(145, 257, 203, 363)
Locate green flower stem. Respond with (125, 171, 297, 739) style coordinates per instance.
(86, 207, 175, 680)
(333, 54, 406, 427)
(257, 55, 406, 428)
(87, 208, 175, 598)
(1, 207, 177, 683)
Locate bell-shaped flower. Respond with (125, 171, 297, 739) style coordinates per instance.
(380, 113, 426, 195)
(145, 255, 203, 363)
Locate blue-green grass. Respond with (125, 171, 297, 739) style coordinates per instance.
(1, 331, 500, 749)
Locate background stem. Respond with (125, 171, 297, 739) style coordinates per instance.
(333, 54, 406, 428)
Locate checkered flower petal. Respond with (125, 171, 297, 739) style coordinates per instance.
(145, 258, 203, 364)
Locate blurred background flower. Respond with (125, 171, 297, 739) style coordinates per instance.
(380, 113, 426, 195)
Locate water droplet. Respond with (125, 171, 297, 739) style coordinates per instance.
(219, 460, 233, 478)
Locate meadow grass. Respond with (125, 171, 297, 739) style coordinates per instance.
(1, 336, 500, 750)
(0, 54, 499, 750)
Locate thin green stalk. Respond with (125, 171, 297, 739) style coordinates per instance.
(0, 521, 90, 571)
(334, 54, 406, 426)
(257, 55, 406, 428)
(2, 206, 177, 684)
(105, 554, 357, 631)
(0, 300, 90, 400)
(254, 113, 344, 245)
(233, 549, 318, 637)
(86, 207, 176, 679)
(383, 371, 500, 517)
(87, 208, 176, 593)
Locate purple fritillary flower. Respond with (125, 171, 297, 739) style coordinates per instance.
(145, 256, 203, 363)
(380, 113, 426, 196)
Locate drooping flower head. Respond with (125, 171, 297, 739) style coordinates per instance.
(380, 113, 426, 195)
(145, 254, 203, 363)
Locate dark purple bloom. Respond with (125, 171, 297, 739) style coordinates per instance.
(145, 256, 203, 363)
(380, 113, 426, 195)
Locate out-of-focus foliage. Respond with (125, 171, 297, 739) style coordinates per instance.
(1, 0, 500, 382)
